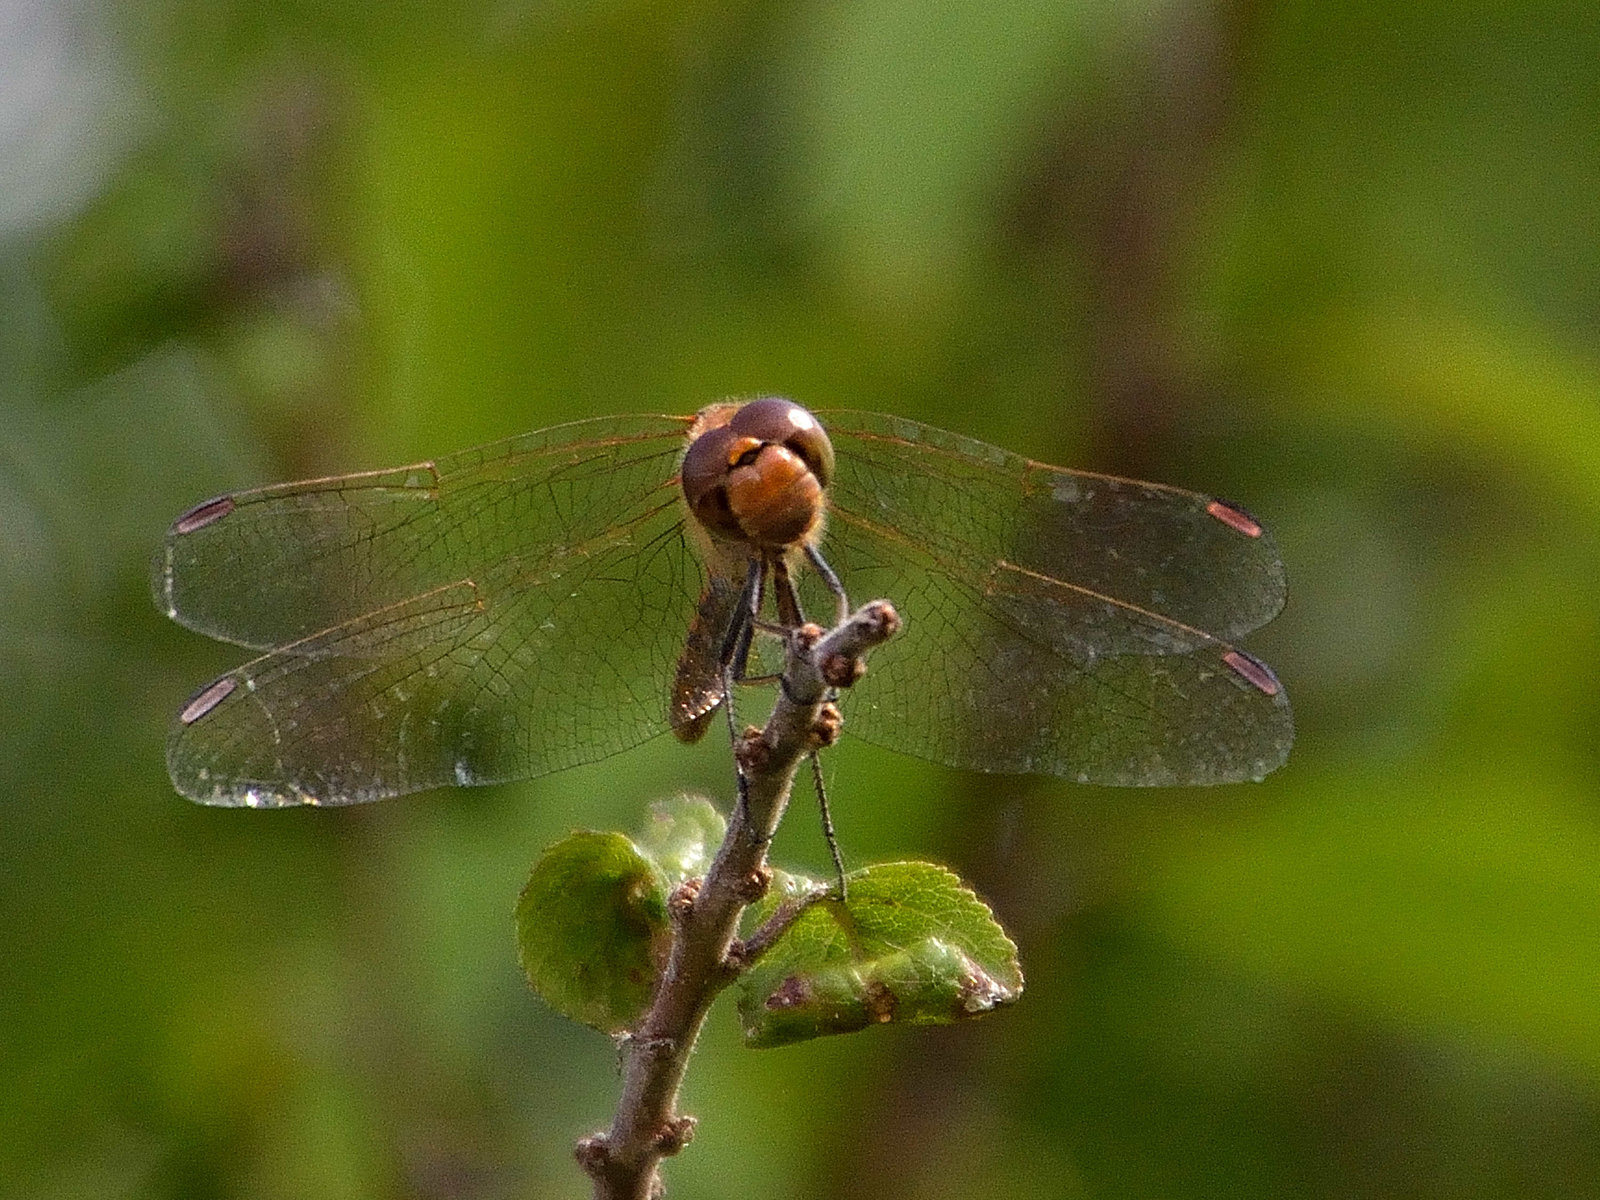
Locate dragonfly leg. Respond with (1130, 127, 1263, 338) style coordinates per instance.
(722, 557, 764, 814)
(737, 556, 797, 679)
(809, 751, 847, 900)
(776, 553, 850, 894)
(771, 555, 806, 629)
(724, 556, 768, 693)
(804, 542, 850, 627)
(719, 557, 764, 676)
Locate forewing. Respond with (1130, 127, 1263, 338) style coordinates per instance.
(815, 411, 1292, 784)
(153, 414, 695, 649)
(167, 503, 705, 805)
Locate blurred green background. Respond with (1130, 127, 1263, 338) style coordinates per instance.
(5, 0, 1599, 1196)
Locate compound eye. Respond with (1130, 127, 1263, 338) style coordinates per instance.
(680, 423, 744, 535)
(728, 397, 834, 487)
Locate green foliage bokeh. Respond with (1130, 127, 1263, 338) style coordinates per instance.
(4, 1, 1599, 1197)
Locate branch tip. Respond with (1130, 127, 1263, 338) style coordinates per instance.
(796, 600, 901, 699)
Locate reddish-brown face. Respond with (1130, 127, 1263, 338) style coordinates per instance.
(680, 398, 836, 549)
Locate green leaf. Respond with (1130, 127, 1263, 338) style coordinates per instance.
(516, 831, 671, 1034)
(636, 794, 727, 885)
(736, 861, 1022, 1048)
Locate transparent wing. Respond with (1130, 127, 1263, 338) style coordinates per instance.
(159, 415, 706, 805)
(813, 411, 1292, 784)
(153, 414, 696, 649)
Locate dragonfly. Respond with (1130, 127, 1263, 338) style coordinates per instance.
(154, 398, 1292, 808)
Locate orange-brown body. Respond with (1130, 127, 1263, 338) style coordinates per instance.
(671, 398, 836, 741)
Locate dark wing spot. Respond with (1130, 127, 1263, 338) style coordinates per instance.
(173, 495, 237, 535)
(1222, 649, 1280, 696)
(1205, 499, 1263, 539)
(179, 676, 238, 724)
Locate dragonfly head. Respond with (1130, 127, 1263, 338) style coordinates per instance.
(682, 398, 835, 549)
